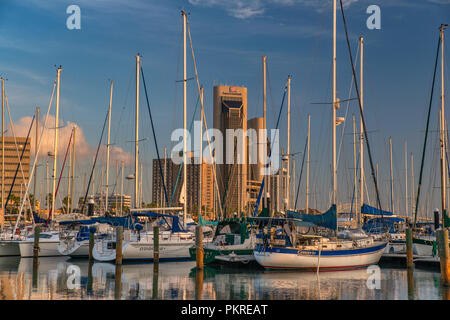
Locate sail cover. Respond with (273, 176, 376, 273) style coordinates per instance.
(361, 204, 393, 216)
(287, 205, 337, 230)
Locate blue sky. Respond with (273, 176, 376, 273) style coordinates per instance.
(0, 0, 450, 214)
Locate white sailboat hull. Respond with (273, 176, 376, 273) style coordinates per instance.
(254, 242, 387, 270)
(0, 240, 20, 256)
(58, 240, 89, 257)
(19, 240, 62, 257)
(93, 231, 194, 262)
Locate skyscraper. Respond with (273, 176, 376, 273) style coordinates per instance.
(213, 85, 247, 217)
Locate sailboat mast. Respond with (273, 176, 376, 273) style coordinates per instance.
(182, 10, 187, 227)
(51, 66, 62, 222)
(353, 114, 358, 224)
(1, 78, 4, 229)
(34, 106, 39, 211)
(411, 152, 414, 219)
(199, 86, 203, 217)
(106, 80, 113, 212)
(120, 161, 124, 216)
(405, 140, 408, 217)
(359, 35, 364, 215)
(389, 137, 394, 213)
(70, 126, 76, 214)
(440, 24, 447, 226)
(286, 76, 291, 210)
(262, 55, 267, 212)
(135, 55, 140, 209)
(332, 0, 337, 206)
(306, 114, 311, 214)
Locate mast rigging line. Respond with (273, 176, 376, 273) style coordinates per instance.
(294, 133, 308, 210)
(339, 0, 384, 221)
(140, 66, 170, 209)
(169, 92, 201, 206)
(80, 106, 110, 214)
(47, 130, 72, 225)
(253, 81, 288, 217)
(413, 32, 441, 229)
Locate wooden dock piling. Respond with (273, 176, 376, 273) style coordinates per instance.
(114, 264, 122, 300)
(88, 229, 95, 261)
(153, 226, 159, 270)
(196, 225, 203, 269)
(33, 226, 40, 259)
(115, 226, 123, 265)
(406, 228, 414, 268)
(437, 229, 450, 285)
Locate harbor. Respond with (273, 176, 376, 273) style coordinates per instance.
(0, 257, 448, 300)
(0, 0, 450, 307)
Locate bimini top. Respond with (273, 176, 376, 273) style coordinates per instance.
(131, 211, 185, 233)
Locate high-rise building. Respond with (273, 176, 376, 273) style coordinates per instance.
(0, 136, 31, 224)
(152, 157, 214, 216)
(213, 85, 247, 217)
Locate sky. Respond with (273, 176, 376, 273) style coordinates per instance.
(0, 0, 449, 215)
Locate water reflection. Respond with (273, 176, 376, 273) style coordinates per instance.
(0, 257, 446, 300)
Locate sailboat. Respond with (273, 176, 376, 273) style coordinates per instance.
(253, 0, 387, 270)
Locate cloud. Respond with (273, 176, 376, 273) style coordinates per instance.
(188, 0, 266, 19)
(188, 0, 362, 18)
(6, 115, 134, 166)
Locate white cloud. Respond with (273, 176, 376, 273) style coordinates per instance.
(188, 0, 362, 19)
(6, 115, 134, 166)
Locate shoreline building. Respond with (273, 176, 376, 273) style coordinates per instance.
(0, 137, 31, 224)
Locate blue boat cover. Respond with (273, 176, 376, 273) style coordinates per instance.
(363, 216, 404, 234)
(287, 205, 337, 230)
(361, 204, 393, 216)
